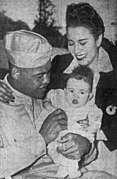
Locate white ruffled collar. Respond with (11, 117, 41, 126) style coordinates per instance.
(64, 47, 113, 74)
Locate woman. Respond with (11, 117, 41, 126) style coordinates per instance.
(46, 2, 117, 176)
(0, 2, 117, 178)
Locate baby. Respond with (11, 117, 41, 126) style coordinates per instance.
(43, 66, 103, 178)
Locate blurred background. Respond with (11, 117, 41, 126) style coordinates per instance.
(0, 0, 117, 46)
(0, 0, 117, 71)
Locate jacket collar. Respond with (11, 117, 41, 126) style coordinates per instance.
(90, 47, 113, 73)
(3, 74, 33, 105)
(64, 47, 113, 74)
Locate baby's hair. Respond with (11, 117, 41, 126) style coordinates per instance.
(68, 66, 94, 92)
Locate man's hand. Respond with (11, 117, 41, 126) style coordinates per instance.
(39, 109, 68, 146)
(0, 80, 14, 103)
(57, 133, 91, 160)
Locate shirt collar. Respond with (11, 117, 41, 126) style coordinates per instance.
(3, 74, 32, 104)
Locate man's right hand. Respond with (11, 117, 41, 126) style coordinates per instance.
(39, 109, 68, 146)
(0, 80, 14, 103)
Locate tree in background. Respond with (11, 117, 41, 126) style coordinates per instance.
(0, 11, 30, 39)
(36, 0, 55, 26)
(33, 0, 67, 48)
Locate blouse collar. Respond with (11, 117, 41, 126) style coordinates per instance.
(64, 47, 113, 74)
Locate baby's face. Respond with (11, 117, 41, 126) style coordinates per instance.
(65, 78, 91, 108)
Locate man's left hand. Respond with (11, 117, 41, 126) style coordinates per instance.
(57, 133, 91, 160)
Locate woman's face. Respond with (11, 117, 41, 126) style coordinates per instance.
(67, 26, 102, 66)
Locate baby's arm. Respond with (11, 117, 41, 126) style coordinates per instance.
(43, 97, 54, 110)
(76, 106, 103, 142)
(83, 105, 105, 143)
(88, 105, 103, 133)
(43, 90, 57, 112)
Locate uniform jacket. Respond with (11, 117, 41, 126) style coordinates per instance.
(0, 75, 46, 178)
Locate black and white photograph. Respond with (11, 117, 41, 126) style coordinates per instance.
(0, 0, 117, 179)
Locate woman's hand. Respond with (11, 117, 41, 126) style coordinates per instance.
(57, 133, 91, 160)
(0, 80, 15, 103)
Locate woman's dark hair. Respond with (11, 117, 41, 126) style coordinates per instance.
(68, 66, 94, 92)
(66, 3, 105, 39)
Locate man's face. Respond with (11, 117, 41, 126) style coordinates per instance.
(65, 78, 91, 108)
(67, 26, 101, 66)
(17, 61, 51, 99)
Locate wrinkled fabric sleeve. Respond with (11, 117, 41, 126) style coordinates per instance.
(0, 132, 46, 178)
(82, 106, 102, 166)
(0, 110, 46, 178)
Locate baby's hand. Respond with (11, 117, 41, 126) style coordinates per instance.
(43, 99, 57, 113)
(77, 119, 89, 129)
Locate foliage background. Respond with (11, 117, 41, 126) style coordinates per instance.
(0, 0, 116, 50)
